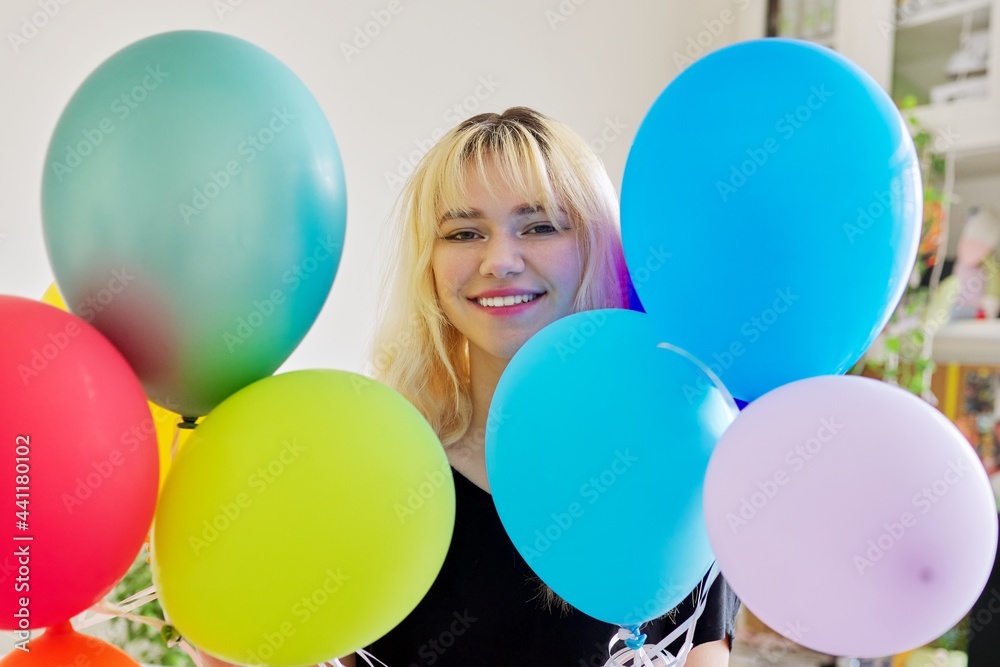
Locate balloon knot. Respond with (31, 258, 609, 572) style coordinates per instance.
(161, 624, 182, 646)
(620, 625, 647, 651)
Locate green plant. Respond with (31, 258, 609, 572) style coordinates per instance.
(101, 549, 194, 666)
(853, 94, 948, 401)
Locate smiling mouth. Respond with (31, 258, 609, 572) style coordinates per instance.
(470, 293, 545, 308)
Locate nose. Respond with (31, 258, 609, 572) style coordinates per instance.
(479, 233, 525, 279)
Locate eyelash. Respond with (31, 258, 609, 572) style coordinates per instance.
(443, 223, 561, 242)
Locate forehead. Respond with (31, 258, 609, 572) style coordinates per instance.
(435, 155, 553, 222)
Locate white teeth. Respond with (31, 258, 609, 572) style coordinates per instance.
(476, 293, 539, 308)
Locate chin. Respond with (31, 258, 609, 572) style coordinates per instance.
(476, 337, 531, 362)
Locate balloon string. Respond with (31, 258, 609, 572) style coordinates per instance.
(357, 648, 390, 666)
(322, 648, 388, 667)
(169, 420, 182, 459)
(603, 562, 719, 667)
(73, 587, 205, 667)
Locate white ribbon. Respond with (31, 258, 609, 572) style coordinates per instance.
(71, 584, 205, 667)
(325, 648, 389, 667)
(603, 561, 720, 667)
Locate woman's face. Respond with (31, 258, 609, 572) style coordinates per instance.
(431, 162, 584, 361)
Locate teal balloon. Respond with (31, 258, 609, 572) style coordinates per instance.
(622, 39, 921, 402)
(42, 31, 346, 417)
(485, 309, 737, 626)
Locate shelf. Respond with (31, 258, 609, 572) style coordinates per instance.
(892, 0, 991, 105)
(954, 143, 1000, 177)
(930, 320, 1000, 364)
(904, 87, 998, 149)
(897, 0, 991, 30)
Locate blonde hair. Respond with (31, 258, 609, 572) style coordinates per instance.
(370, 107, 631, 447)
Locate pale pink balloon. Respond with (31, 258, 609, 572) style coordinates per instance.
(704, 375, 998, 657)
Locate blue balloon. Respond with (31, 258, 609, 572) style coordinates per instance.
(621, 39, 921, 402)
(485, 309, 737, 626)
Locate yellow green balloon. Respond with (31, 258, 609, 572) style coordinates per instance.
(151, 370, 454, 666)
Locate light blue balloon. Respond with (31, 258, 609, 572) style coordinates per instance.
(42, 31, 346, 417)
(485, 309, 737, 626)
(621, 39, 921, 402)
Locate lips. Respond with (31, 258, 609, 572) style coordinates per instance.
(474, 293, 541, 308)
(470, 288, 546, 300)
(468, 291, 546, 315)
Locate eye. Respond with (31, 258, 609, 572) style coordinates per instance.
(525, 222, 559, 235)
(444, 230, 482, 241)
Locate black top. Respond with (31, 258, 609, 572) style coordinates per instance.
(366, 467, 740, 666)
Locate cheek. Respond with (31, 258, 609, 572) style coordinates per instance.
(552, 242, 584, 295)
(431, 248, 463, 298)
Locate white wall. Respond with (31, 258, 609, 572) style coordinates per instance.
(0, 0, 754, 378)
(1, 0, 764, 655)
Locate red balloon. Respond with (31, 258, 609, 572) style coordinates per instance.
(0, 622, 141, 665)
(0, 296, 158, 629)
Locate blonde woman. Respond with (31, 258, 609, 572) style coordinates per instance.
(354, 107, 737, 666)
(199, 107, 737, 667)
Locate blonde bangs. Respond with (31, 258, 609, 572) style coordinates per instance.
(426, 123, 563, 232)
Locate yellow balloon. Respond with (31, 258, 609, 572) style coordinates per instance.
(148, 400, 197, 490)
(41, 282, 67, 309)
(41, 282, 183, 491)
(151, 370, 455, 666)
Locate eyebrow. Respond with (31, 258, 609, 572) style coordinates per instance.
(439, 203, 545, 224)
